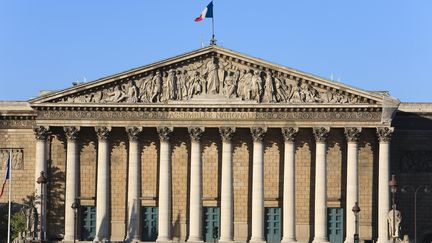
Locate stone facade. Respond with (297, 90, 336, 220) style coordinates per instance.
(0, 46, 431, 243)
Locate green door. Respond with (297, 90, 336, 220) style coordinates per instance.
(203, 207, 220, 242)
(328, 208, 344, 243)
(80, 206, 96, 240)
(141, 206, 158, 241)
(265, 207, 281, 243)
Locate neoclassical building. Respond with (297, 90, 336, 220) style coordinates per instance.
(1, 45, 431, 243)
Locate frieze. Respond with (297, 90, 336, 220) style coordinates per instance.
(0, 120, 35, 129)
(48, 55, 374, 105)
(36, 109, 381, 122)
(0, 149, 24, 170)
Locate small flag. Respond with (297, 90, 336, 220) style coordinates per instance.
(0, 153, 10, 199)
(195, 1, 213, 22)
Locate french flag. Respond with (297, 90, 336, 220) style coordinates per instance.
(0, 153, 10, 199)
(195, 1, 213, 22)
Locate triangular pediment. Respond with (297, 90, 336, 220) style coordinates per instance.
(29, 45, 392, 106)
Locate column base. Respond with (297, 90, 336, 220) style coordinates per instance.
(312, 237, 329, 243)
(376, 237, 390, 243)
(186, 236, 203, 243)
(157, 236, 173, 243)
(249, 237, 266, 243)
(344, 237, 354, 243)
(63, 235, 74, 242)
(219, 238, 234, 243)
(281, 238, 298, 243)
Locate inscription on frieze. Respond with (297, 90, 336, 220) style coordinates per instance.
(37, 110, 381, 121)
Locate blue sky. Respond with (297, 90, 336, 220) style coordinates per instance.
(0, 1, 431, 102)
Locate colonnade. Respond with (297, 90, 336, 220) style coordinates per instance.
(32, 125, 394, 243)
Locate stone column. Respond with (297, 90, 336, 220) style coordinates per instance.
(344, 127, 361, 243)
(94, 126, 111, 241)
(281, 127, 298, 243)
(126, 126, 143, 242)
(219, 127, 236, 243)
(33, 126, 49, 240)
(64, 126, 80, 242)
(376, 127, 394, 243)
(312, 127, 330, 243)
(157, 127, 173, 242)
(187, 127, 205, 243)
(250, 127, 267, 243)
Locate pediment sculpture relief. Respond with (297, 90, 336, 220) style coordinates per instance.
(55, 56, 368, 104)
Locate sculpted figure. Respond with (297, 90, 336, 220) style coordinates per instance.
(105, 85, 127, 103)
(206, 59, 220, 94)
(225, 71, 238, 98)
(151, 71, 163, 103)
(26, 206, 36, 237)
(388, 209, 402, 239)
(274, 75, 292, 102)
(167, 69, 177, 100)
(236, 70, 246, 99)
(290, 83, 302, 103)
(12, 149, 23, 170)
(124, 80, 139, 103)
(303, 83, 320, 103)
(138, 76, 152, 102)
(93, 90, 103, 103)
(0, 150, 7, 168)
(262, 71, 276, 103)
(188, 71, 203, 99)
(250, 70, 263, 102)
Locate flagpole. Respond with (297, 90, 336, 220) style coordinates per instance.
(210, 1, 216, 45)
(7, 149, 12, 243)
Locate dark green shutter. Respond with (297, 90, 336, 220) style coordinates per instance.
(80, 206, 96, 240)
(265, 207, 281, 243)
(328, 208, 344, 243)
(141, 206, 158, 241)
(203, 207, 220, 242)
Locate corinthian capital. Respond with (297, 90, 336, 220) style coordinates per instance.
(313, 127, 330, 143)
(157, 127, 173, 141)
(281, 127, 299, 142)
(95, 127, 111, 141)
(33, 126, 50, 141)
(126, 126, 143, 141)
(250, 127, 267, 142)
(376, 127, 394, 142)
(344, 127, 362, 143)
(64, 126, 80, 141)
(188, 127, 205, 141)
(219, 127, 236, 142)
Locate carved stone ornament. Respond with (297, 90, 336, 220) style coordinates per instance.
(250, 127, 267, 142)
(33, 126, 50, 141)
(281, 127, 299, 142)
(344, 127, 362, 143)
(126, 126, 143, 141)
(376, 127, 394, 142)
(399, 151, 432, 173)
(0, 149, 24, 170)
(64, 126, 80, 141)
(157, 127, 173, 141)
(95, 126, 111, 141)
(188, 127, 205, 141)
(51, 55, 372, 105)
(313, 127, 330, 142)
(219, 127, 236, 142)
